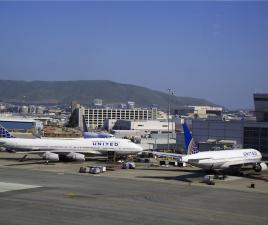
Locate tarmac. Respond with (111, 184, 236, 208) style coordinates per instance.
(0, 152, 268, 225)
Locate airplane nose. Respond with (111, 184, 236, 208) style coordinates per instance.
(137, 145, 143, 152)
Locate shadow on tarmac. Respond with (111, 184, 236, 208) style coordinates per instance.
(136, 167, 202, 173)
(137, 167, 266, 183)
(4, 161, 56, 166)
(137, 171, 206, 183)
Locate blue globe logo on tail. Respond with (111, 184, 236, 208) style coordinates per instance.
(0, 124, 15, 138)
(182, 121, 199, 155)
(187, 139, 199, 155)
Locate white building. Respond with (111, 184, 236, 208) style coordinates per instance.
(127, 101, 135, 109)
(78, 107, 158, 129)
(36, 106, 45, 114)
(176, 105, 223, 118)
(20, 105, 29, 114)
(28, 105, 36, 114)
(112, 120, 175, 133)
(93, 99, 103, 107)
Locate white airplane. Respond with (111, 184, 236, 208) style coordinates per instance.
(82, 116, 114, 139)
(156, 120, 267, 173)
(0, 125, 143, 162)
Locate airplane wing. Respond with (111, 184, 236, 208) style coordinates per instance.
(16, 149, 102, 155)
(152, 151, 183, 160)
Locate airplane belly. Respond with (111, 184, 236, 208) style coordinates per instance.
(190, 158, 223, 170)
(116, 149, 136, 155)
(192, 162, 222, 170)
(190, 162, 211, 170)
(10, 145, 34, 151)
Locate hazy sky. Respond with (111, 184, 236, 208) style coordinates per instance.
(0, 1, 268, 109)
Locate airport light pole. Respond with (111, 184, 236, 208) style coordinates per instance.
(167, 88, 173, 151)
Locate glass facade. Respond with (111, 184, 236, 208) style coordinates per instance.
(244, 127, 268, 153)
(0, 121, 33, 130)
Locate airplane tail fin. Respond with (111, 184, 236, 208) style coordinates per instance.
(82, 115, 88, 132)
(0, 124, 16, 138)
(182, 120, 199, 155)
(82, 115, 114, 139)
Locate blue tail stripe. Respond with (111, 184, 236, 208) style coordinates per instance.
(182, 122, 199, 155)
(182, 123, 192, 152)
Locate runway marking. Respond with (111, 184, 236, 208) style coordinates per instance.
(0, 182, 41, 193)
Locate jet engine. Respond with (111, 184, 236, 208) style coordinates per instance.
(66, 152, 85, 161)
(254, 162, 268, 172)
(42, 152, 59, 162)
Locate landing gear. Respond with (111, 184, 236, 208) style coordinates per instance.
(213, 170, 227, 180)
(254, 163, 261, 172)
(107, 151, 116, 163)
(19, 154, 28, 162)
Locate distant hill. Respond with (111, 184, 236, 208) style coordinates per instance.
(0, 80, 216, 109)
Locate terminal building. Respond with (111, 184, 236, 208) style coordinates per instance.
(176, 105, 223, 118)
(77, 107, 158, 130)
(254, 93, 268, 122)
(191, 94, 268, 159)
(0, 117, 43, 134)
(110, 119, 175, 133)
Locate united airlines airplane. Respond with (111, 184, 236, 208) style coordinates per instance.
(156, 120, 267, 173)
(0, 125, 143, 162)
(82, 116, 114, 138)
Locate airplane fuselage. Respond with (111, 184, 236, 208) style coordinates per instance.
(182, 148, 262, 170)
(0, 138, 143, 155)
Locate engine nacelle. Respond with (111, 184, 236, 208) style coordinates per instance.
(3, 147, 16, 153)
(42, 152, 59, 162)
(254, 162, 268, 172)
(66, 152, 85, 161)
